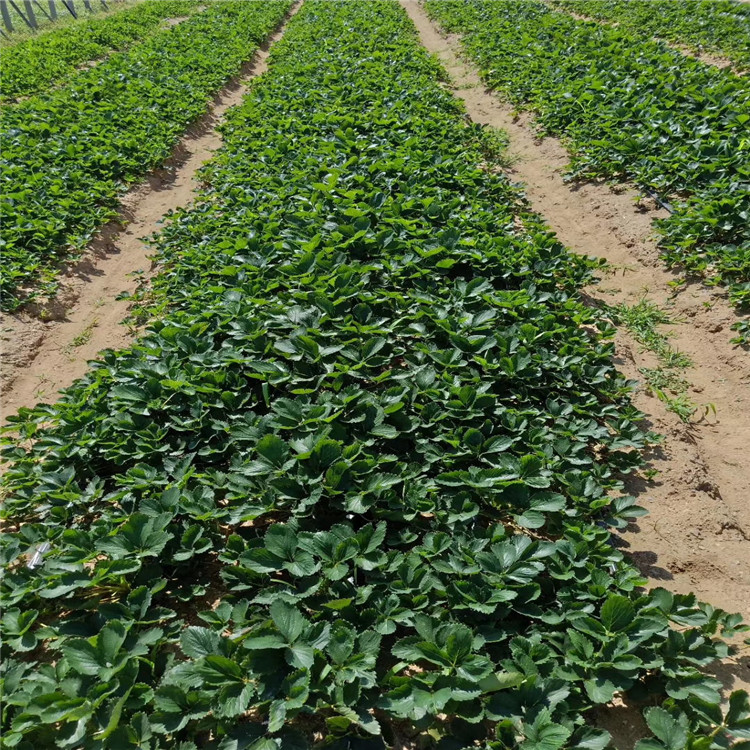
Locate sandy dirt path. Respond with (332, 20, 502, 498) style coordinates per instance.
(0, 2, 301, 422)
(400, 0, 750, 738)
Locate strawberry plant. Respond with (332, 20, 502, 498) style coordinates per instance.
(0, 0, 292, 312)
(1, 1, 746, 748)
(0, 0, 200, 102)
(553, 0, 750, 72)
(425, 0, 750, 340)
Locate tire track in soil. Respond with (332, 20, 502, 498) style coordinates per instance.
(0, 1, 301, 423)
(400, 0, 750, 738)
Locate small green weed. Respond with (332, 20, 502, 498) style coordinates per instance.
(68, 318, 98, 350)
(475, 124, 517, 168)
(608, 298, 704, 422)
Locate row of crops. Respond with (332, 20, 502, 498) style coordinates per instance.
(2, 1, 748, 748)
(553, 0, 750, 71)
(0, 0, 118, 39)
(1, 0, 202, 101)
(0, 0, 291, 312)
(425, 0, 750, 344)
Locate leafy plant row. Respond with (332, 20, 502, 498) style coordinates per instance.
(2, 1, 747, 748)
(553, 0, 750, 72)
(0, 0, 201, 102)
(0, 0, 112, 41)
(0, 0, 291, 312)
(425, 0, 750, 343)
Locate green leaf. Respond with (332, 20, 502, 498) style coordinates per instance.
(243, 634, 287, 650)
(575, 728, 612, 750)
(643, 707, 688, 750)
(201, 655, 243, 683)
(520, 707, 572, 750)
(61, 640, 101, 676)
(584, 676, 619, 704)
(265, 525, 297, 560)
(268, 699, 286, 732)
(601, 595, 635, 632)
(270, 600, 306, 643)
(110, 385, 149, 402)
(98, 620, 128, 664)
(256, 434, 289, 466)
(477, 671, 525, 693)
(727, 690, 750, 738)
(218, 683, 255, 718)
(181, 627, 222, 659)
(288, 644, 315, 669)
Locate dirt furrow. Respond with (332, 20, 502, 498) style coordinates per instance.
(0, 2, 300, 423)
(400, 0, 750, 663)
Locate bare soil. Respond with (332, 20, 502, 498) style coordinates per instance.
(665, 42, 738, 72)
(401, 0, 750, 743)
(160, 6, 209, 30)
(161, 15, 193, 29)
(0, 3, 301, 422)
